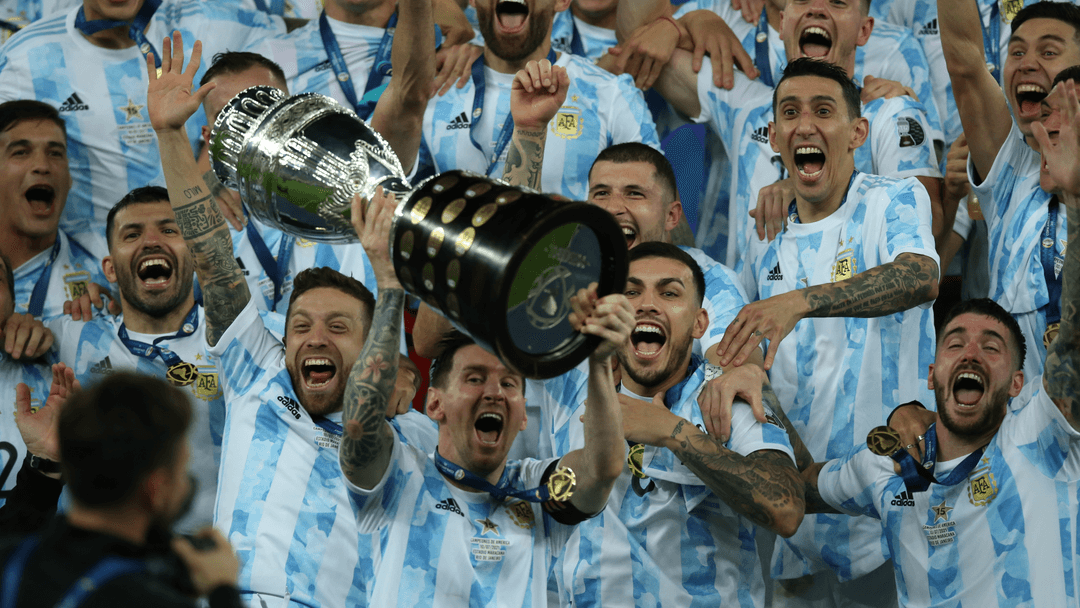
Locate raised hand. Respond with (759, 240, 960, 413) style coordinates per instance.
(510, 59, 570, 130)
(350, 188, 400, 290)
(569, 283, 634, 361)
(1033, 79, 1080, 197)
(147, 31, 216, 133)
(14, 363, 80, 463)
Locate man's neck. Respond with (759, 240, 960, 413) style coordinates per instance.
(436, 441, 508, 489)
(622, 356, 691, 401)
(483, 40, 557, 74)
(793, 163, 856, 224)
(570, 4, 616, 30)
(120, 294, 196, 335)
(67, 503, 148, 546)
(79, 3, 140, 50)
(324, 0, 395, 28)
(1, 227, 58, 270)
(934, 423, 997, 462)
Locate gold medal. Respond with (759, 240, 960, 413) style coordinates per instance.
(967, 194, 984, 221)
(866, 426, 902, 457)
(1001, 0, 1023, 23)
(166, 361, 198, 386)
(546, 466, 576, 502)
(627, 443, 648, 479)
(1044, 322, 1060, 349)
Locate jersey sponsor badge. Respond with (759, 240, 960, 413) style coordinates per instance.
(505, 500, 535, 529)
(896, 117, 925, 148)
(63, 271, 91, 301)
(194, 367, 221, 401)
(552, 107, 583, 139)
(830, 249, 856, 282)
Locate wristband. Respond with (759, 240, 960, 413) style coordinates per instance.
(29, 454, 61, 475)
(655, 15, 682, 37)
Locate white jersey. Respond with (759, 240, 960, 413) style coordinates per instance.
(49, 306, 222, 533)
(818, 382, 1080, 606)
(422, 52, 659, 201)
(211, 299, 436, 607)
(694, 62, 941, 278)
(969, 121, 1064, 382)
(0, 1, 285, 259)
(12, 231, 107, 323)
(242, 0, 323, 19)
(549, 11, 617, 63)
(541, 358, 795, 607)
(0, 353, 53, 508)
(347, 444, 569, 608)
(0, 0, 77, 44)
(745, 172, 939, 581)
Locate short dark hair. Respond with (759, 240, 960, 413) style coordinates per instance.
(937, 298, 1026, 372)
(1012, 2, 1080, 43)
(774, 58, 863, 121)
(60, 373, 192, 507)
(590, 142, 679, 202)
(0, 100, 66, 137)
(1052, 64, 1080, 87)
(199, 51, 288, 88)
(628, 241, 706, 307)
(285, 267, 376, 329)
(106, 186, 171, 250)
(427, 330, 526, 395)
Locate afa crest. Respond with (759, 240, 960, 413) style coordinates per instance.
(968, 459, 997, 506)
(551, 107, 583, 140)
(831, 250, 856, 282)
(1001, 0, 1023, 22)
(64, 271, 91, 301)
(505, 500, 535, 529)
(195, 367, 221, 401)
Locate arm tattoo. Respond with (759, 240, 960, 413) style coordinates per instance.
(340, 288, 406, 486)
(502, 128, 545, 190)
(173, 197, 223, 239)
(1045, 204, 1080, 424)
(802, 462, 840, 514)
(802, 253, 938, 318)
(201, 170, 230, 199)
(762, 381, 813, 471)
(669, 426, 804, 533)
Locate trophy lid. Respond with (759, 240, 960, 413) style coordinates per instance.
(209, 85, 286, 190)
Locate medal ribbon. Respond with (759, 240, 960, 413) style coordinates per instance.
(26, 239, 62, 318)
(468, 48, 558, 176)
(434, 448, 555, 502)
(75, 0, 162, 68)
(888, 423, 986, 493)
(982, 0, 1001, 81)
(755, 7, 774, 88)
(245, 222, 294, 310)
(117, 305, 200, 367)
(319, 10, 397, 120)
(787, 170, 859, 224)
(0, 19, 21, 33)
(569, 18, 585, 56)
(1042, 196, 1062, 326)
(313, 415, 344, 436)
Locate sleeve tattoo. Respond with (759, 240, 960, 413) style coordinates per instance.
(502, 129, 545, 190)
(803, 252, 938, 318)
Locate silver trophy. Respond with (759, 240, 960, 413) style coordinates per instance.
(210, 86, 627, 379)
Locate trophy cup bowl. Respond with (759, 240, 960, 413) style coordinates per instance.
(210, 86, 628, 379)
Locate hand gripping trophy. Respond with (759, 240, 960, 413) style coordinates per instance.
(209, 87, 627, 379)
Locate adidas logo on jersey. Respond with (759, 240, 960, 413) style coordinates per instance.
(918, 19, 938, 36)
(891, 489, 915, 507)
(446, 112, 470, 130)
(89, 356, 113, 375)
(277, 394, 302, 420)
(751, 126, 769, 144)
(315, 60, 331, 72)
(236, 257, 250, 277)
(767, 263, 783, 281)
(436, 497, 464, 516)
(59, 93, 89, 112)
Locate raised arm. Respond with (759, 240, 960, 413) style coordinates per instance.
(718, 251, 939, 368)
(147, 32, 249, 346)
(368, 0, 436, 172)
(502, 60, 569, 190)
(938, 0, 1013, 180)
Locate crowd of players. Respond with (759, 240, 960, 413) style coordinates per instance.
(0, 0, 1079, 606)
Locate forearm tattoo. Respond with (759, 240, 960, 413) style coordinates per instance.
(803, 253, 939, 318)
(762, 381, 813, 472)
(502, 128, 545, 190)
(1045, 205, 1080, 422)
(802, 463, 840, 514)
(341, 288, 406, 484)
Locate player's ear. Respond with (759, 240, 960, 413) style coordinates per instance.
(849, 116, 869, 151)
(769, 121, 780, 153)
(1009, 369, 1024, 397)
(692, 307, 708, 340)
(426, 387, 445, 421)
(926, 364, 934, 390)
(102, 256, 117, 283)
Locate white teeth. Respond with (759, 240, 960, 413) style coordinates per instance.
(622, 227, 636, 236)
(479, 413, 504, 422)
(958, 372, 984, 387)
(634, 324, 662, 334)
(1017, 84, 1046, 94)
(499, 0, 526, 4)
(139, 258, 171, 272)
(803, 26, 831, 40)
(796, 146, 823, 155)
(304, 358, 332, 368)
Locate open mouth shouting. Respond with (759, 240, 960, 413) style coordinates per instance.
(136, 255, 175, 289)
(495, 0, 529, 34)
(794, 145, 826, 180)
(24, 184, 57, 217)
(620, 223, 638, 248)
(631, 321, 667, 359)
(1016, 83, 1048, 120)
(951, 370, 985, 407)
(799, 26, 832, 59)
(302, 356, 338, 390)
(475, 411, 505, 446)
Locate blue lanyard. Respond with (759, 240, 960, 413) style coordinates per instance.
(662, 354, 704, 409)
(1042, 197, 1062, 324)
(0, 19, 21, 33)
(888, 424, 986, 493)
(982, 1, 1001, 81)
(787, 170, 859, 224)
(2, 535, 146, 608)
(755, 7, 774, 88)
(434, 449, 554, 502)
(313, 415, 344, 436)
(469, 48, 558, 176)
(319, 11, 397, 120)
(246, 222, 294, 309)
(569, 18, 585, 56)
(74, 0, 162, 68)
(117, 305, 200, 367)
(27, 239, 62, 318)
(251, 0, 286, 15)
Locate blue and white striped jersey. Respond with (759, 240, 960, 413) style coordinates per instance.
(211, 299, 436, 607)
(968, 121, 1064, 382)
(49, 306, 223, 533)
(0, 1, 285, 259)
(694, 63, 941, 279)
(347, 444, 569, 608)
(0, 354, 53, 508)
(422, 52, 659, 201)
(243, 0, 323, 19)
(13, 231, 107, 323)
(745, 173, 939, 581)
(550, 11, 617, 63)
(818, 383, 1080, 606)
(542, 360, 795, 607)
(0, 0, 77, 44)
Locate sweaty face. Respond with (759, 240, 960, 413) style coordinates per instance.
(780, 0, 872, 73)
(106, 202, 195, 319)
(931, 313, 1024, 443)
(588, 160, 678, 249)
(475, 0, 557, 63)
(285, 287, 369, 417)
(1004, 18, 1080, 136)
(429, 345, 527, 477)
(0, 119, 71, 242)
(616, 256, 706, 393)
(770, 75, 866, 207)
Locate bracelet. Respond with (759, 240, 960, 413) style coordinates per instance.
(655, 15, 682, 37)
(29, 454, 61, 475)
